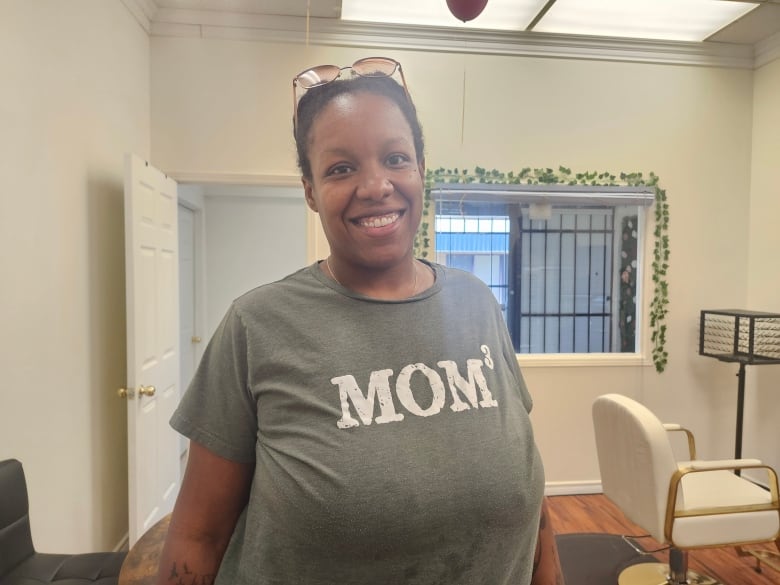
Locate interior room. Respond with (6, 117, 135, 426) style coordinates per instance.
(2, 1, 780, 580)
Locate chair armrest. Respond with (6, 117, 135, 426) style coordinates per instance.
(664, 461, 780, 542)
(686, 458, 763, 470)
(663, 424, 697, 460)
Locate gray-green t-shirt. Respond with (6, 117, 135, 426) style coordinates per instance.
(171, 261, 545, 585)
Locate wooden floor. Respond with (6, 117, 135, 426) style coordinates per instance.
(547, 494, 780, 585)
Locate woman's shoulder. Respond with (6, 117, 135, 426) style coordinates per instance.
(231, 264, 320, 310)
(430, 261, 492, 292)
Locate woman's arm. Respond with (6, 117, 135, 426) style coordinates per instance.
(530, 498, 565, 585)
(155, 441, 254, 585)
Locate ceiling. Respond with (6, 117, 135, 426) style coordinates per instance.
(153, 0, 780, 45)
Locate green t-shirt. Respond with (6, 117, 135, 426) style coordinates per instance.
(171, 261, 545, 585)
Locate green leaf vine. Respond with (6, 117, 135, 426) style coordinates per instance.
(414, 165, 670, 373)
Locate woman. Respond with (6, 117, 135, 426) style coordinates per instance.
(156, 57, 563, 585)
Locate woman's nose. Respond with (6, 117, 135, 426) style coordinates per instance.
(355, 169, 393, 200)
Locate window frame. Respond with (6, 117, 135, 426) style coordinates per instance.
(430, 183, 656, 366)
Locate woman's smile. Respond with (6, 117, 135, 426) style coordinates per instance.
(353, 210, 401, 229)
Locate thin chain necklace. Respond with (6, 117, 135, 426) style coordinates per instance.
(325, 257, 419, 297)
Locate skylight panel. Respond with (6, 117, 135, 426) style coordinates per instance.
(341, 0, 759, 42)
(532, 0, 759, 42)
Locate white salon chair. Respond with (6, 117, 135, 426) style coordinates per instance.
(592, 393, 780, 585)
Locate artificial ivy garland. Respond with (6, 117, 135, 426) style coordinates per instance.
(414, 166, 670, 373)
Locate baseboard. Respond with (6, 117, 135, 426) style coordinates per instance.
(114, 533, 130, 553)
(545, 480, 603, 496)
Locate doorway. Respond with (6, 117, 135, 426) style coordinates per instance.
(175, 182, 308, 463)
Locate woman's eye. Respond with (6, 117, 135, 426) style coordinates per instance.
(327, 163, 353, 176)
(387, 153, 410, 167)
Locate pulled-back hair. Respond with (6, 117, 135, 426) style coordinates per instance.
(293, 75, 425, 181)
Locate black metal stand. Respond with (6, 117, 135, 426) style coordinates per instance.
(734, 362, 746, 475)
(699, 309, 780, 474)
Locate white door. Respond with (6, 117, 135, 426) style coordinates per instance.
(122, 153, 181, 545)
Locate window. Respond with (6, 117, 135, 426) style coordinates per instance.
(433, 184, 653, 354)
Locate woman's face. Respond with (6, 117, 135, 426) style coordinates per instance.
(302, 91, 425, 272)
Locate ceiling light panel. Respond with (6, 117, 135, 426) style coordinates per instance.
(341, 0, 549, 31)
(532, 0, 759, 42)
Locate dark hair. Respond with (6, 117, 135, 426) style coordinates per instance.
(294, 75, 425, 181)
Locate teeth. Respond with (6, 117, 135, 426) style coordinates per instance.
(358, 212, 399, 228)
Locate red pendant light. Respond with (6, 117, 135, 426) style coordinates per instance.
(446, 0, 489, 22)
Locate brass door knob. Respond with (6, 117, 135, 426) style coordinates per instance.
(191, 336, 202, 343)
(139, 385, 156, 397)
(117, 387, 135, 399)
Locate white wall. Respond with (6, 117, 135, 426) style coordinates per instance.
(744, 57, 780, 479)
(151, 37, 762, 487)
(0, 1, 149, 551)
(201, 188, 307, 336)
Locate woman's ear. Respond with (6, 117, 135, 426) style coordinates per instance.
(417, 157, 426, 178)
(302, 178, 318, 212)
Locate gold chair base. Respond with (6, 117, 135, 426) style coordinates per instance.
(744, 548, 780, 573)
(618, 562, 721, 585)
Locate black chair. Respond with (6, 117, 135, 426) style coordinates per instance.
(0, 459, 127, 585)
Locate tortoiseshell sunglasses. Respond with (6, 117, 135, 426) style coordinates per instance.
(292, 56, 409, 131)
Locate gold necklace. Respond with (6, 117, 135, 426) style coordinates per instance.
(325, 256, 343, 287)
(325, 257, 419, 296)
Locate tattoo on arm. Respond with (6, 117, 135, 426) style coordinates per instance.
(166, 562, 216, 585)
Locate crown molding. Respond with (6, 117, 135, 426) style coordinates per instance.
(755, 30, 780, 67)
(146, 8, 760, 68)
(121, 0, 159, 34)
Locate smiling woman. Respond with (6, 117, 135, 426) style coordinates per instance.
(153, 58, 564, 585)
(290, 58, 431, 299)
(300, 88, 426, 298)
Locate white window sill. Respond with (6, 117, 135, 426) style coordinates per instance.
(516, 352, 653, 368)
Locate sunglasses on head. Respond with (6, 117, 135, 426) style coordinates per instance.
(292, 57, 409, 131)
